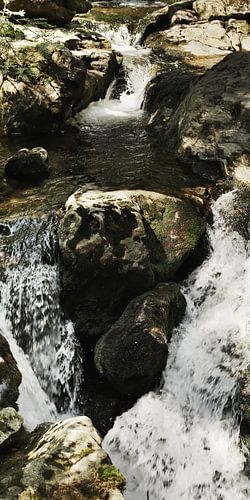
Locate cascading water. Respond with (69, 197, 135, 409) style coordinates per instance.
(104, 190, 250, 500)
(0, 215, 83, 430)
(73, 24, 152, 123)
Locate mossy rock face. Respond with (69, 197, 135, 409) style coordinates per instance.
(0, 38, 86, 135)
(0, 22, 121, 136)
(94, 282, 186, 395)
(0, 331, 22, 410)
(59, 189, 206, 343)
(0, 416, 125, 500)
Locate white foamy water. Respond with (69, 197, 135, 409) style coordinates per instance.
(74, 24, 152, 122)
(0, 216, 83, 430)
(104, 190, 250, 500)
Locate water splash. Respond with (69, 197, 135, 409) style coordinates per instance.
(0, 216, 83, 429)
(104, 190, 250, 500)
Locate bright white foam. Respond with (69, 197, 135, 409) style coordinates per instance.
(104, 190, 250, 500)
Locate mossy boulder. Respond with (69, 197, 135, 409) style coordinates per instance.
(0, 331, 22, 410)
(0, 416, 125, 499)
(59, 189, 206, 343)
(95, 283, 186, 396)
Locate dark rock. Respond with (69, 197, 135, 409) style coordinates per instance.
(59, 189, 205, 342)
(94, 283, 186, 396)
(5, 148, 50, 181)
(0, 331, 22, 410)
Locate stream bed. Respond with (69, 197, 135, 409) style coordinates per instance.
(0, 1, 249, 499)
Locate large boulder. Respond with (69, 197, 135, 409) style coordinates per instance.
(0, 332, 21, 410)
(5, 148, 50, 181)
(0, 25, 121, 135)
(94, 283, 186, 396)
(0, 0, 91, 26)
(59, 189, 206, 342)
(154, 52, 250, 179)
(0, 416, 125, 499)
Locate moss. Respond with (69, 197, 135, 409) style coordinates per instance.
(98, 464, 126, 490)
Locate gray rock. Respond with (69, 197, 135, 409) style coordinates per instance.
(59, 189, 205, 342)
(0, 407, 23, 448)
(0, 416, 125, 499)
(0, 331, 22, 410)
(94, 283, 186, 396)
(5, 148, 50, 181)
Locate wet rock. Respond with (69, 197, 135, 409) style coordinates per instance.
(94, 283, 186, 396)
(155, 52, 250, 178)
(5, 148, 50, 181)
(59, 189, 206, 342)
(0, 407, 23, 448)
(0, 0, 91, 26)
(0, 416, 125, 499)
(0, 331, 22, 410)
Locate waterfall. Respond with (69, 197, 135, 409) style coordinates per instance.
(73, 24, 152, 123)
(0, 216, 83, 430)
(104, 190, 250, 499)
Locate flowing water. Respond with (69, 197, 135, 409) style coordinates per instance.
(104, 190, 250, 499)
(0, 217, 83, 430)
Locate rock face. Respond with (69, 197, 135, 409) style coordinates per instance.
(154, 52, 250, 178)
(0, 0, 91, 26)
(5, 148, 50, 181)
(193, 0, 249, 20)
(0, 416, 125, 500)
(94, 283, 186, 396)
(0, 332, 21, 410)
(0, 407, 23, 448)
(140, 0, 250, 68)
(59, 189, 206, 342)
(0, 24, 120, 135)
